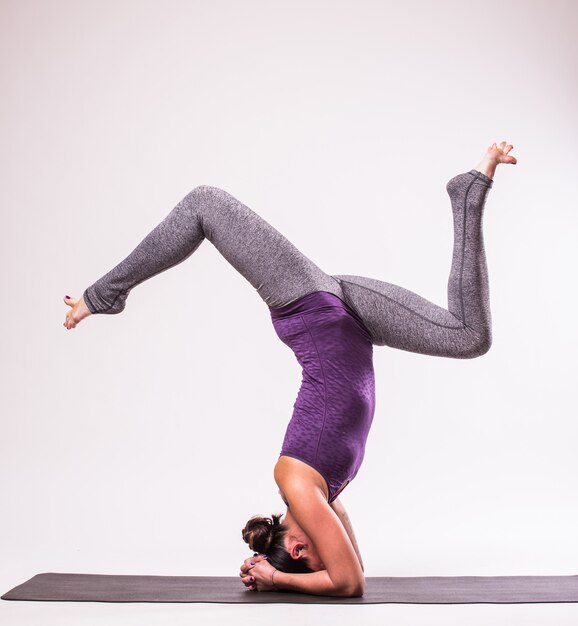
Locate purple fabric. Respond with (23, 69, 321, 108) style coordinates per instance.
(270, 291, 376, 502)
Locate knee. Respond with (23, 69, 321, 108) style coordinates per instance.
(476, 334, 492, 357)
(187, 185, 212, 201)
(190, 184, 224, 198)
(463, 330, 492, 359)
(177, 185, 218, 213)
(185, 184, 230, 207)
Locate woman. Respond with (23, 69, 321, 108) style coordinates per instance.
(63, 141, 517, 597)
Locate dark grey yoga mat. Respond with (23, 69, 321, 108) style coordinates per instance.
(3, 573, 578, 604)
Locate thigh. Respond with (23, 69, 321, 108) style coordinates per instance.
(332, 274, 484, 357)
(199, 185, 344, 308)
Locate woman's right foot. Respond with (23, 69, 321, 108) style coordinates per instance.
(475, 141, 517, 179)
(63, 295, 92, 330)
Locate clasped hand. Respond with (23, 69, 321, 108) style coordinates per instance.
(239, 554, 278, 592)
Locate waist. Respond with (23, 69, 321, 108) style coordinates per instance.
(270, 290, 370, 335)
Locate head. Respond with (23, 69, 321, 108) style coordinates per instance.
(241, 509, 325, 573)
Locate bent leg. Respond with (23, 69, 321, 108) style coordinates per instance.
(83, 185, 343, 314)
(333, 170, 494, 358)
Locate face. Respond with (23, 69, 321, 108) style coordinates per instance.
(299, 538, 325, 571)
(282, 510, 325, 571)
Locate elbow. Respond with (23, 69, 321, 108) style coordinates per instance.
(346, 582, 365, 598)
(339, 578, 365, 598)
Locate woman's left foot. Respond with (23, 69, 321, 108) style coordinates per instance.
(475, 141, 517, 179)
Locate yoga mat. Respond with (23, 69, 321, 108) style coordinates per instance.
(3, 573, 578, 604)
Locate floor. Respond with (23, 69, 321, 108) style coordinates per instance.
(1, 600, 578, 626)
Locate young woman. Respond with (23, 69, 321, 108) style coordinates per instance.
(63, 141, 517, 597)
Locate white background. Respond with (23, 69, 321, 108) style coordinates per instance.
(1, 0, 577, 624)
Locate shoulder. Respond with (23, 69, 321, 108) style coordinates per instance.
(274, 455, 330, 503)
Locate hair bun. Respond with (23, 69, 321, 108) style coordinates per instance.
(241, 514, 282, 554)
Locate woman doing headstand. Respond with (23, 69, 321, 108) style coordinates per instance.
(63, 141, 517, 597)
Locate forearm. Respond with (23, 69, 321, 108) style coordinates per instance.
(275, 569, 364, 597)
(339, 518, 364, 572)
(331, 500, 364, 572)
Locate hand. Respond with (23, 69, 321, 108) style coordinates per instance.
(239, 553, 267, 591)
(238, 554, 278, 592)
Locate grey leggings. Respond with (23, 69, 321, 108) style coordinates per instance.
(83, 169, 494, 358)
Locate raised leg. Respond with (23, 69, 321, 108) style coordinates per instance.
(333, 170, 495, 358)
(81, 185, 343, 315)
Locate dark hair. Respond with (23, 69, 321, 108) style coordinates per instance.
(241, 513, 314, 574)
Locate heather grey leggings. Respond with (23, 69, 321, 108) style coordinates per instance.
(83, 169, 494, 358)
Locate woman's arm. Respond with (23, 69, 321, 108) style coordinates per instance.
(240, 502, 365, 596)
(330, 497, 364, 572)
(241, 555, 360, 597)
(274, 567, 362, 597)
(275, 476, 365, 597)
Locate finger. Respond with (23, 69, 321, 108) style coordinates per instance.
(241, 558, 256, 573)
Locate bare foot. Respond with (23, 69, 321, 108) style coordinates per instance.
(475, 141, 517, 179)
(63, 294, 92, 329)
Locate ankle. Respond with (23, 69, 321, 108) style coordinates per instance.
(475, 155, 498, 180)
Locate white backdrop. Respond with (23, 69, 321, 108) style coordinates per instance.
(2, 1, 577, 624)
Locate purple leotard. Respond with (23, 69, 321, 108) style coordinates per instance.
(269, 291, 376, 502)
